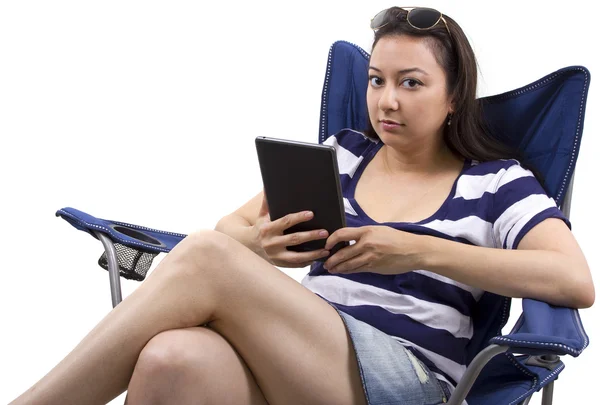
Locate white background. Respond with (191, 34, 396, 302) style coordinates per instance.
(1, 1, 597, 404)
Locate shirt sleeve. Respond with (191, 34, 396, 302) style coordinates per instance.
(490, 163, 571, 249)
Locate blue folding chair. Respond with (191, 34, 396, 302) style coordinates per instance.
(56, 40, 590, 405)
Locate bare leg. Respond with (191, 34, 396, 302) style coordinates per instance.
(125, 326, 268, 405)
(10, 230, 366, 405)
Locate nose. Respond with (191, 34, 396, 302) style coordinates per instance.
(378, 84, 399, 111)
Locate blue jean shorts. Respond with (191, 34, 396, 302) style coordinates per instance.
(335, 308, 450, 405)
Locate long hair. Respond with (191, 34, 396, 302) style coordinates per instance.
(364, 8, 542, 181)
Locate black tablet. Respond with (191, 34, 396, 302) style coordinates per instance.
(255, 136, 349, 258)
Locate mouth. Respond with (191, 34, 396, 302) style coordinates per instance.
(380, 119, 402, 125)
(379, 119, 404, 130)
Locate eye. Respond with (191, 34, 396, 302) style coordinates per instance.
(400, 78, 422, 89)
(369, 76, 384, 87)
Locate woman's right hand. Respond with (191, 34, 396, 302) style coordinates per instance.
(252, 193, 330, 268)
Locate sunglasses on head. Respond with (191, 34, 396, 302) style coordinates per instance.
(370, 7, 450, 36)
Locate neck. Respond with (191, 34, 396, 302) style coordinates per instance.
(379, 137, 461, 176)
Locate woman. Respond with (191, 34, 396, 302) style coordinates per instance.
(10, 7, 594, 405)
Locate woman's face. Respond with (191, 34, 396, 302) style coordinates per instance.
(367, 35, 453, 148)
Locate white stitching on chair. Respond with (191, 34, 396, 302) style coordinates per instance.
(483, 67, 589, 205)
(538, 362, 565, 389)
(506, 354, 538, 405)
(57, 209, 172, 253)
(111, 220, 187, 238)
(506, 359, 565, 405)
(492, 337, 581, 356)
(556, 67, 588, 204)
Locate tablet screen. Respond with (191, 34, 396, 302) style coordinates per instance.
(255, 136, 349, 257)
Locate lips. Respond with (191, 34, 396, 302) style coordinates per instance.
(379, 119, 403, 131)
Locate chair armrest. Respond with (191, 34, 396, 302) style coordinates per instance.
(56, 207, 187, 253)
(56, 207, 189, 306)
(490, 298, 589, 357)
(449, 299, 589, 405)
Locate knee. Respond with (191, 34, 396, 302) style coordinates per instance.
(131, 334, 187, 387)
(157, 230, 236, 282)
(178, 229, 237, 266)
(130, 329, 215, 388)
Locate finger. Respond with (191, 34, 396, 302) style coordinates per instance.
(323, 243, 362, 271)
(275, 229, 329, 247)
(277, 249, 331, 267)
(327, 252, 368, 274)
(272, 210, 315, 232)
(324, 227, 364, 250)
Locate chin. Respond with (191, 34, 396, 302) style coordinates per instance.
(379, 132, 423, 150)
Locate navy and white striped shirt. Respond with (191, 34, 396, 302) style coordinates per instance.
(301, 129, 569, 389)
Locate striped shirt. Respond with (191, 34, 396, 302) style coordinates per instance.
(301, 129, 569, 389)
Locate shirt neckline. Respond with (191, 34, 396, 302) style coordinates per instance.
(347, 141, 471, 226)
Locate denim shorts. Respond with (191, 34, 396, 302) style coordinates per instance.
(334, 308, 450, 405)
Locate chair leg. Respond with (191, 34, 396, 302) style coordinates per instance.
(447, 345, 509, 405)
(95, 231, 123, 308)
(541, 381, 554, 405)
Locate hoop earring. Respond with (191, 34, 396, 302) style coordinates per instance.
(447, 113, 453, 126)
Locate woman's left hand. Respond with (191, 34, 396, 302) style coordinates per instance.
(323, 225, 428, 275)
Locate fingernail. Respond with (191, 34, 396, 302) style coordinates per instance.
(321, 250, 330, 257)
(319, 230, 328, 237)
(305, 211, 313, 218)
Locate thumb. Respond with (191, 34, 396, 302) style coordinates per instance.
(258, 190, 270, 220)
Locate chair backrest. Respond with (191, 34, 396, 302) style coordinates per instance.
(318, 40, 591, 363)
(319, 41, 590, 209)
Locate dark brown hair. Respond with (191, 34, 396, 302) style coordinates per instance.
(364, 7, 531, 169)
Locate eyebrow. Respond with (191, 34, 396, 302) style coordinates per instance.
(369, 66, 429, 76)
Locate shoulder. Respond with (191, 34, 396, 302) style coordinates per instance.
(464, 159, 536, 186)
(464, 158, 525, 176)
(323, 128, 378, 157)
(455, 158, 540, 200)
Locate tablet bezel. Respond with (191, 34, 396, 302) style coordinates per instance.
(255, 136, 349, 258)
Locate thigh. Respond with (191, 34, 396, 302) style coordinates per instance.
(182, 231, 369, 405)
(128, 326, 268, 405)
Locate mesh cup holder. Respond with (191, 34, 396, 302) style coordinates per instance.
(111, 225, 163, 246)
(97, 225, 164, 281)
(98, 243, 158, 281)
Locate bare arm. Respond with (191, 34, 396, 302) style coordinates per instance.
(215, 190, 330, 267)
(422, 218, 594, 308)
(214, 190, 266, 258)
(323, 218, 594, 308)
